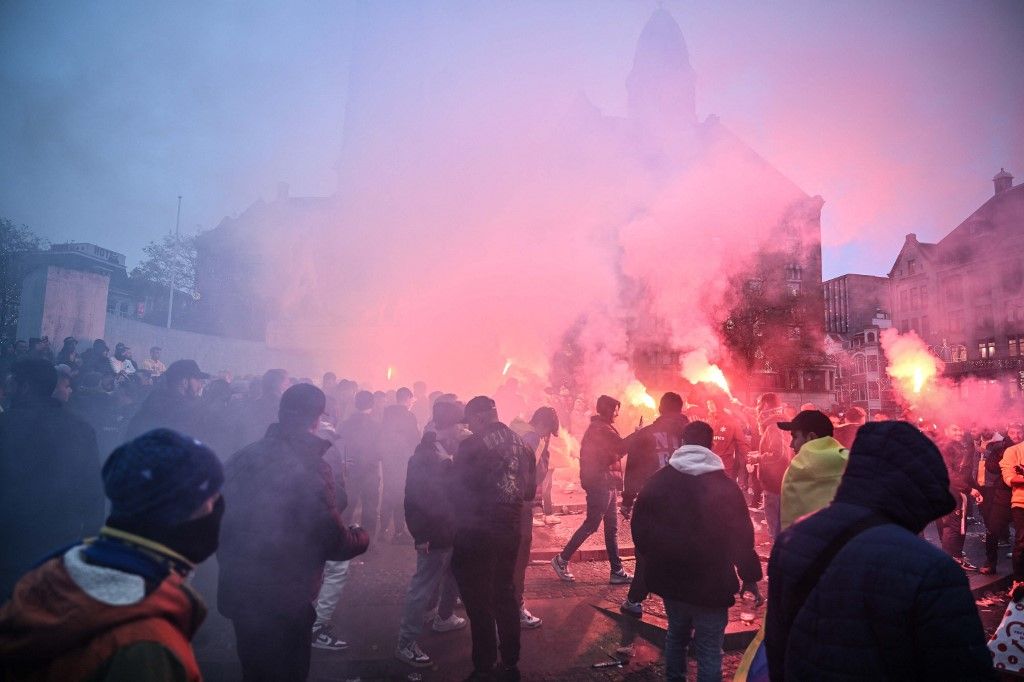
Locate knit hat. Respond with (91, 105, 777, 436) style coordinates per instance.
(102, 429, 224, 527)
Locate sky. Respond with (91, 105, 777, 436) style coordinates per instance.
(1, 0, 1022, 280)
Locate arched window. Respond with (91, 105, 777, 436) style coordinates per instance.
(854, 354, 866, 374)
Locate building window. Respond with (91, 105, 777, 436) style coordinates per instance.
(854, 354, 866, 374)
(907, 259, 916, 275)
(921, 284, 928, 306)
(901, 320, 910, 333)
(910, 288, 920, 309)
(920, 315, 930, 338)
(946, 278, 964, 305)
(978, 339, 996, 359)
(900, 289, 909, 311)
(1010, 336, 1024, 357)
(951, 344, 968, 362)
(868, 382, 880, 400)
(867, 355, 879, 372)
(977, 305, 995, 329)
(947, 312, 964, 332)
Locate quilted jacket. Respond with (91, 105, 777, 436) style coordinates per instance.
(765, 421, 994, 681)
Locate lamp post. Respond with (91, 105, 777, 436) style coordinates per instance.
(166, 195, 181, 328)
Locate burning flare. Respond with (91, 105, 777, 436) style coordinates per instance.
(386, 366, 394, 381)
(880, 329, 942, 396)
(502, 359, 512, 376)
(624, 379, 657, 410)
(680, 349, 733, 398)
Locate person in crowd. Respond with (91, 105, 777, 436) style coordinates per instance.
(832, 406, 866, 449)
(125, 359, 208, 440)
(754, 392, 790, 540)
(395, 400, 468, 668)
(139, 345, 167, 377)
(980, 424, 1020, 574)
(109, 342, 137, 380)
(632, 421, 762, 682)
(765, 421, 993, 680)
(372, 390, 388, 421)
(0, 359, 105, 599)
(80, 339, 112, 375)
(218, 384, 369, 682)
(777, 410, 849, 529)
(935, 423, 984, 570)
(67, 371, 122, 458)
(1000, 433, 1024, 583)
(619, 391, 689, 617)
(27, 336, 54, 363)
(450, 396, 535, 681)
(494, 377, 528, 424)
(52, 364, 73, 403)
(411, 380, 431, 429)
(509, 406, 561, 629)
(321, 372, 340, 425)
(55, 336, 79, 369)
(236, 368, 289, 446)
(0, 429, 224, 682)
(552, 395, 632, 585)
(379, 387, 421, 543)
(705, 395, 748, 486)
(195, 378, 243, 460)
(339, 390, 384, 536)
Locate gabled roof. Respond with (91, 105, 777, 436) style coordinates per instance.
(887, 234, 936, 278)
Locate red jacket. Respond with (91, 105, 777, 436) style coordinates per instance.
(0, 546, 203, 681)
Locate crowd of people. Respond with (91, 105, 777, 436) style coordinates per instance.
(0, 334, 1013, 680)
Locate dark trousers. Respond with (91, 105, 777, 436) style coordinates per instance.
(935, 492, 967, 557)
(380, 474, 406, 536)
(559, 487, 622, 571)
(982, 488, 1012, 568)
(627, 552, 649, 603)
(232, 603, 315, 682)
(513, 505, 534, 608)
(1013, 507, 1024, 580)
(451, 528, 522, 673)
(344, 471, 380, 534)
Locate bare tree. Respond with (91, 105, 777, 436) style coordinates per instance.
(0, 218, 47, 342)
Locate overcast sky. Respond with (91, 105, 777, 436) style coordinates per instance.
(1, 0, 1021, 279)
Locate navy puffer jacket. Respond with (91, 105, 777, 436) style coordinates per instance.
(766, 421, 994, 681)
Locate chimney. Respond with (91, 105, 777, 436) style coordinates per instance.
(994, 168, 1013, 195)
(905, 233, 917, 243)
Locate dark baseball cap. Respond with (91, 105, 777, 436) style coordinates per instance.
(778, 410, 834, 438)
(463, 395, 497, 421)
(164, 359, 210, 383)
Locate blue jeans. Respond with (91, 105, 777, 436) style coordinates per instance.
(663, 598, 728, 682)
(763, 491, 781, 540)
(559, 487, 622, 572)
(397, 547, 457, 646)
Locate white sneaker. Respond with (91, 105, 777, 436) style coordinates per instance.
(532, 516, 546, 527)
(520, 607, 542, 628)
(544, 515, 562, 525)
(431, 614, 467, 632)
(395, 640, 432, 667)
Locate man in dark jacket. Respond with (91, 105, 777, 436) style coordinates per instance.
(339, 390, 383, 535)
(980, 423, 1020, 574)
(632, 421, 762, 682)
(0, 359, 105, 599)
(394, 401, 467, 669)
(449, 396, 535, 680)
(125, 359, 208, 441)
(620, 392, 688, 617)
(218, 384, 369, 682)
(234, 368, 289, 449)
(379, 387, 421, 543)
(765, 421, 993, 681)
(552, 395, 632, 585)
(936, 423, 984, 570)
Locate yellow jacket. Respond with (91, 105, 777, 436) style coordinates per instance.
(1000, 442, 1024, 508)
(780, 436, 849, 530)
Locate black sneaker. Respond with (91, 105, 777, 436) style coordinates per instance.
(609, 568, 633, 585)
(311, 623, 348, 650)
(957, 556, 979, 572)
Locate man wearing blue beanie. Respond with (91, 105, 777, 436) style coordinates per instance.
(0, 429, 225, 681)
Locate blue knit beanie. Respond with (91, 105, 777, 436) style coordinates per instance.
(102, 429, 224, 527)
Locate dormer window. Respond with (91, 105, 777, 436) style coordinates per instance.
(907, 258, 916, 275)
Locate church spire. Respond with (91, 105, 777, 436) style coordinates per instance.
(626, 7, 697, 128)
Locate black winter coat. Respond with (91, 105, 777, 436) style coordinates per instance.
(124, 388, 203, 442)
(765, 421, 994, 681)
(0, 398, 104, 599)
(622, 413, 688, 503)
(404, 432, 455, 549)
(630, 452, 761, 608)
(217, 423, 369, 618)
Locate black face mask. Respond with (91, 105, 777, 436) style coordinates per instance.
(149, 496, 225, 565)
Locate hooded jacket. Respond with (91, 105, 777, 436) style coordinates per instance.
(578, 415, 626, 491)
(622, 412, 689, 505)
(779, 436, 849, 530)
(630, 444, 762, 608)
(0, 536, 205, 682)
(217, 423, 369, 618)
(404, 428, 461, 549)
(1000, 441, 1024, 508)
(765, 421, 993, 681)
